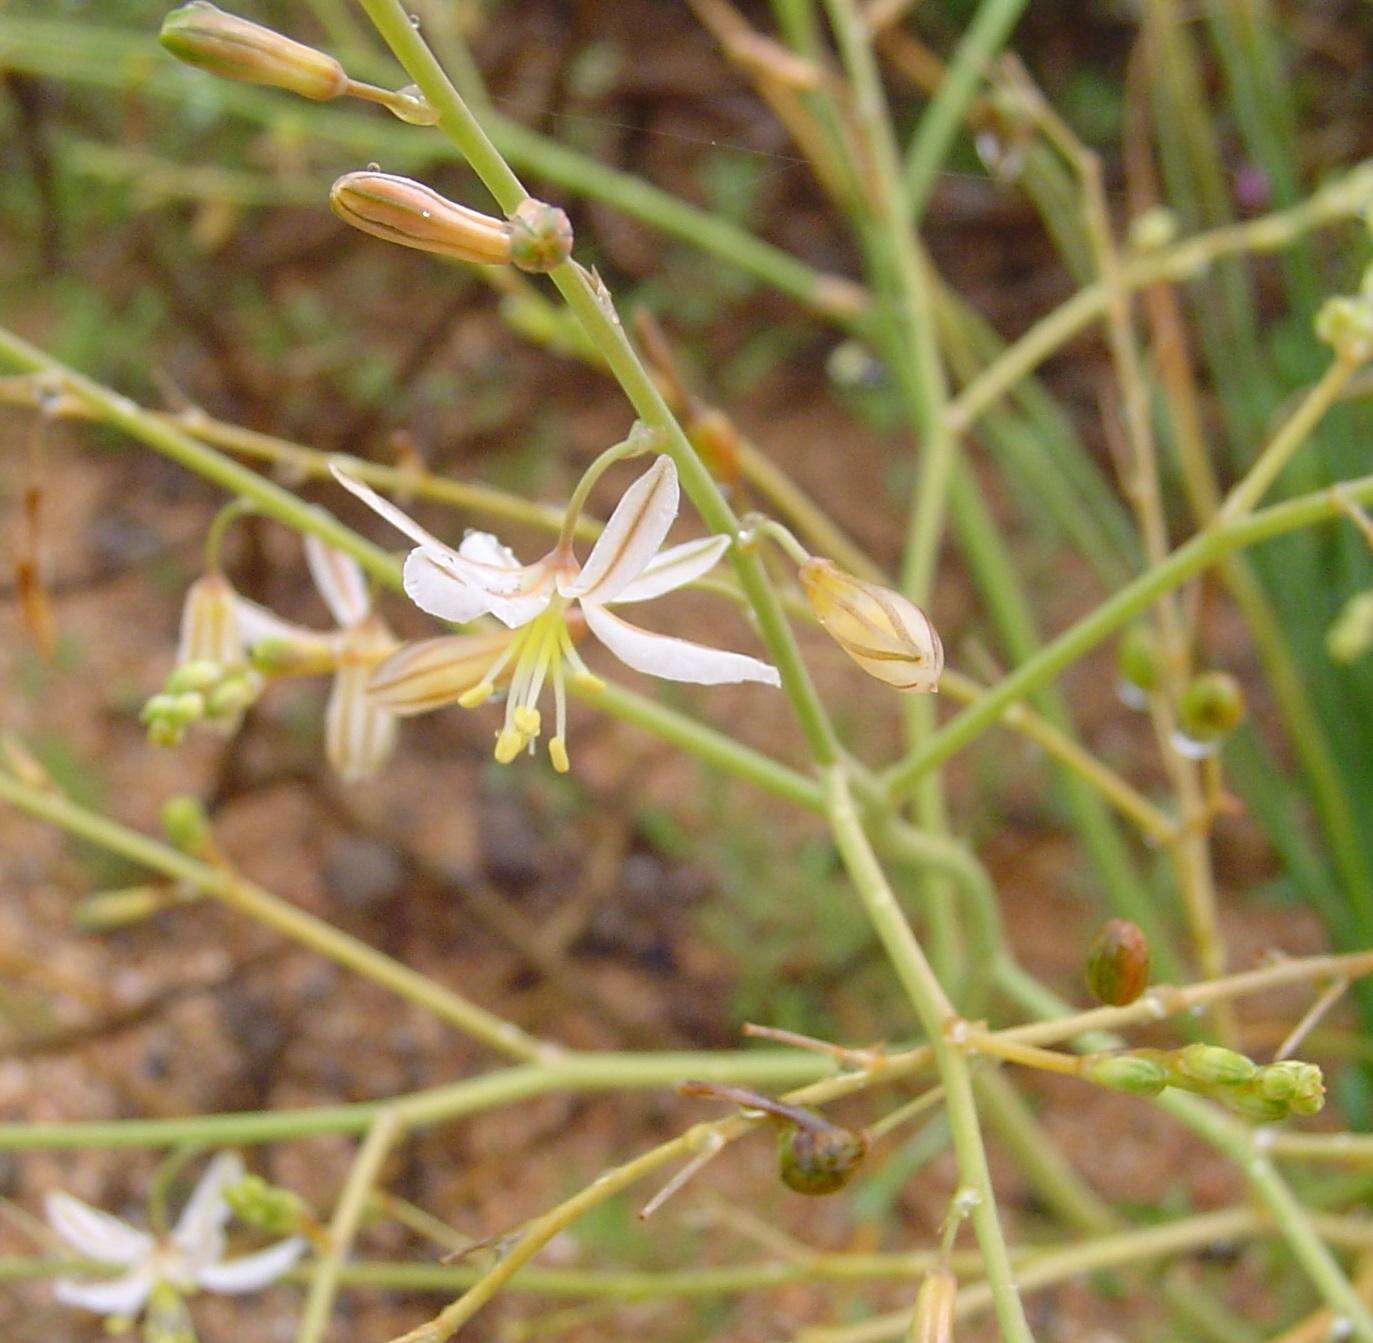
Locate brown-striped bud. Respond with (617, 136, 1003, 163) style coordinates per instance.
(799, 558, 943, 693)
(178, 572, 245, 669)
(909, 1267, 957, 1343)
(1084, 919, 1150, 1006)
(160, 2, 349, 101)
(508, 199, 574, 273)
(330, 172, 514, 265)
(367, 632, 516, 716)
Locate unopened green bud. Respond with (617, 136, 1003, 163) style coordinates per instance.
(248, 636, 338, 677)
(223, 1173, 311, 1236)
(1174, 1042, 1258, 1087)
(168, 692, 207, 727)
(330, 171, 514, 264)
(777, 1123, 867, 1196)
(1128, 206, 1178, 252)
(1177, 672, 1245, 747)
(75, 886, 171, 932)
(141, 693, 178, 725)
(1315, 295, 1373, 363)
(1116, 625, 1159, 709)
(1083, 1052, 1168, 1096)
(206, 671, 261, 719)
(166, 659, 223, 693)
(161, 795, 212, 855)
(1328, 590, 1373, 663)
(1084, 919, 1150, 1006)
(1256, 1060, 1325, 1116)
(508, 198, 574, 274)
(147, 719, 185, 748)
(1224, 1088, 1290, 1122)
(160, 2, 349, 101)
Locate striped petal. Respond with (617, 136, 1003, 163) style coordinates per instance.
(178, 573, 245, 667)
(609, 535, 730, 604)
(581, 602, 779, 686)
(45, 1193, 152, 1265)
(305, 534, 371, 627)
(326, 663, 399, 782)
(367, 633, 514, 715)
(561, 457, 678, 604)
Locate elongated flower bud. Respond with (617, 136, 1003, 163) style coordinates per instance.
(160, 3, 349, 101)
(1082, 1052, 1168, 1096)
(1174, 1042, 1258, 1088)
(178, 572, 245, 668)
(799, 558, 943, 693)
(330, 172, 514, 264)
(1084, 919, 1150, 1006)
(75, 886, 175, 932)
(909, 1267, 957, 1343)
(367, 632, 516, 716)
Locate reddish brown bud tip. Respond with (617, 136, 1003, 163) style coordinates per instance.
(1084, 919, 1150, 1006)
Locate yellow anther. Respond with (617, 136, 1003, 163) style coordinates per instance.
(458, 680, 495, 708)
(494, 728, 525, 764)
(513, 705, 542, 737)
(548, 736, 570, 774)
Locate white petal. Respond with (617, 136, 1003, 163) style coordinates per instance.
(609, 536, 730, 604)
(44, 1192, 152, 1266)
(402, 551, 494, 625)
(233, 598, 333, 651)
(581, 602, 780, 686)
(562, 457, 679, 603)
(326, 664, 399, 782)
(54, 1266, 154, 1316)
(196, 1237, 306, 1294)
(306, 534, 371, 627)
(458, 531, 522, 572)
(171, 1153, 242, 1263)
(332, 466, 526, 595)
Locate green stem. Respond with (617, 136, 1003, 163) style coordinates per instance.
(296, 1111, 405, 1343)
(822, 766, 1035, 1343)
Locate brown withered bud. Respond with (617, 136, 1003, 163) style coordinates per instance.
(160, 2, 349, 101)
(1084, 919, 1150, 1006)
(330, 172, 514, 265)
(508, 199, 574, 273)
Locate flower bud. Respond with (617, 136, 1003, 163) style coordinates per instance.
(178, 572, 246, 669)
(160, 2, 349, 101)
(508, 198, 574, 273)
(778, 1123, 867, 1196)
(166, 659, 224, 694)
(367, 633, 516, 716)
(1082, 1052, 1168, 1096)
(799, 558, 943, 693)
(224, 1173, 312, 1237)
(206, 671, 262, 720)
(161, 795, 213, 856)
(1175, 671, 1245, 755)
(1255, 1060, 1325, 1116)
(1174, 1042, 1258, 1087)
(1128, 205, 1178, 252)
(75, 886, 174, 932)
(1084, 919, 1150, 1006)
(1328, 590, 1373, 663)
(1316, 295, 1373, 363)
(330, 172, 514, 265)
(1115, 625, 1159, 710)
(910, 1267, 957, 1343)
(248, 636, 339, 678)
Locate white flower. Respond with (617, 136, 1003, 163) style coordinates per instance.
(45, 1152, 305, 1322)
(331, 456, 779, 772)
(235, 534, 399, 783)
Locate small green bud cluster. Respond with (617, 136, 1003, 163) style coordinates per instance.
(1315, 273, 1373, 363)
(141, 659, 263, 746)
(1084, 1044, 1324, 1120)
(223, 1173, 313, 1237)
